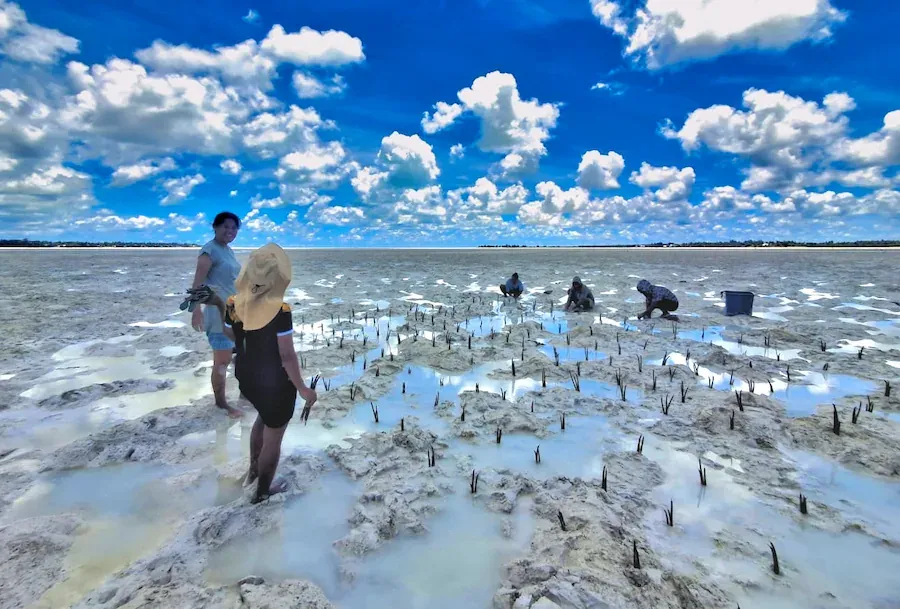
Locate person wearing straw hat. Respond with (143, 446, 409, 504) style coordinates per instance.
(189, 243, 317, 503)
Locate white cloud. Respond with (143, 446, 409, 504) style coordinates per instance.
(168, 211, 205, 232)
(313, 205, 365, 226)
(421, 71, 559, 175)
(74, 213, 165, 231)
(629, 162, 696, 201)
(590, 81, 626, 95)
(279, 141, 345, 172)
(240, 105, 326, 159)
(293, 71, 346, 98)
(160, 173, 205, 205)
(374, 132, 439, 189)
(577, 150, 625, 190)
(229, 189, 238, 197)
(250, 195, 284, 209)
(0, 1, 79, 64)
(592, 0, 846, 69)
(421, 102, 464, 134)
(220, 159, 242, 175)
(448, 177, 529, 217)
(260, 25, 364, 67)
(242, 9, 259, 24)
(698, 186, 766, 213)
(450, 143, 465, 159)
(833, 110, 900, 167)
(111, 158, 176, 186)
(134, 39, 277, 88)
(0, 89, 59, 171)
(0, 164, 91, 196)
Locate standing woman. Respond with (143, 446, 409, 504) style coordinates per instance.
(191, 212, 243, 418)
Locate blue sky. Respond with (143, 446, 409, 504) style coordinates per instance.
(2, 0, 899, 246)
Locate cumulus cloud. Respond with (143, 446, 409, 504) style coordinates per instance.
(260, 25, 364, 66)
(448, 178, 529, 219)
(421, 71, 559, 175)
(293, 72, 346, 98)
(111, 158, 176, 186)
(168, 211, 205, 232)
(0, 1, 79, 64)
(0, 164, 91, 197)
(629, 162, 696, 201)
(250, 195, 284, 209)
(240, 105, 326, 159)
(160, 173, 205, 205)
(577, 150, 625, 190)
(220, 159, 242, 175)
(450, 143, 465, 159)
(311, 205, 366, 226)
(355, 132, 439, 198)
(591, 0, 846, 69)
(242, 9, 259, 24)
(833, 110, 900, 167)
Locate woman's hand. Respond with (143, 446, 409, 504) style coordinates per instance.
(191, 307, 204, 332)
(299, 386, 317, 407)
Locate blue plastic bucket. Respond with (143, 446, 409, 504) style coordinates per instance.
(721, 291, 754, 316)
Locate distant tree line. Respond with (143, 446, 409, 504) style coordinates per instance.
(479, 240, 900, 248)
(0, 239, 197, 248)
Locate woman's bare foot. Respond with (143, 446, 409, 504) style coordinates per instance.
(217, 403, 243, 419)
(244, 467, 258, 487)
(250, 477, 288, 504)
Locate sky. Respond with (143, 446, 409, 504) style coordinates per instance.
(1, 0, 900, 246)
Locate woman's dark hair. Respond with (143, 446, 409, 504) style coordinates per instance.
(213, 211, 241, 229)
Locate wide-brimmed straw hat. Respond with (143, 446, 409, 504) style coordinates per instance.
(233, 243, 292, 331)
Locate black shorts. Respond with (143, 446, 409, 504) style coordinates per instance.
(241, 383, 296, 428)
(658, 299, 679, 312)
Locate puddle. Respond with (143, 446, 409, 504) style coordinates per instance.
(829, 338, 900, 354)
(455, 415, 620, 480)
(129, 320, 186, 329)
(208, 472, 534, 609)
(785, 449, 900, 542)
(834, 302, 900, 316)
(5, 463, 242, 609)
(645, 443, 900, 609)
(839, 318, 900, 338)
(538, 344, 607, 363)
(677, 327, 803, 360)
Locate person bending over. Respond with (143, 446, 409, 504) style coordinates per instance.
(500, 273, 524, 298)
(201, 243, 317, 504)
(636, 279, 679, 320)
(565, 276, 595, 312)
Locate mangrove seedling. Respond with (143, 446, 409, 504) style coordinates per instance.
(768, 380, 774, 393)
(615, 368, 624, 388)
(664, 500, 674, 527)
(643, 339, 650, 351)
(832, 404, 841, 435)
(576, 362, 581, 376)
(799, 493, 808, 515)
(475, 383, 479, 393)
(858, 347, 865, 360)
(708, 377, 715, 389)
(671, 323, 678, 340)
(501, 389, 508, 400)
(652, 370, 658, 391)
(566, 333, 571, 346)
(531, 400, 534, 413)
(402, 382, 406, 394)
(770, 542, 780, 575)
(585, 347, 590, 362)
(661, 351, 670, 366)
(375, 367, 380, 377)
(349, 383, 358, 401)
(693, 363, 701, 377)
(496, 427, 503, 444)
(553, 347, 560, 367)
(852, 403, 861, 424)
(637, 355, 643, 373)
(434, 392, 440, 408)
(661, 394, 674, 415)
(609, 355, 614, 367)
(470, 470, 479, 494)
(542, 368, 547, 388)
(560, 412, 566, 430)
(730, 410, 735, 430)
(511, 360, 516, 377)
(619, 383, 627, 401)
(819, 339, 827, 352)
(534, 445, 541, 464)
(370, 402, 379, 423)
(668, 367, 676, 381)
(558, 511, 568, 532)
(735, 390, 744, 412)
(310, 374, 321, 390)
(636, 435, 644, 454)
(698, 458, 707, 486)
(601, 465, 608, 491)
(633, 541, 641, 569)
(680, 380, 689, 403)
(866, 396, 874, 413)
(823, 363, 830, 371)
(886, 380, 892, 397)
(747, 379, 756, 394)
(400, 418, 404, 432)
(786, 366, 792, 383)
(460, 406, 466, 422)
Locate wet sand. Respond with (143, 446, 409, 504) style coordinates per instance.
(0, 248, 899, 609)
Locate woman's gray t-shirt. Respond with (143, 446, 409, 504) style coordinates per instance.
(199, 240, 241, 333)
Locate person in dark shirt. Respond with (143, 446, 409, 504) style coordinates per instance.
(200, 243, 317, 503)
(500, 273, 524, 298)
(636, 279, 679, 320)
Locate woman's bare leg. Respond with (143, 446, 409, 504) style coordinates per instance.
(212, 349, 241, 418)
(254, 422, 289, 503)
(245, 415, 265, 485)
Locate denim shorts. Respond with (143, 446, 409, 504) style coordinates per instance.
(207, 331, 235, 351)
